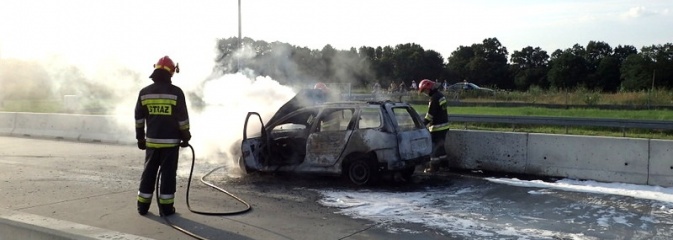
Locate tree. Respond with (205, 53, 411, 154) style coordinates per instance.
(510, 46, 549, 90)
(469, 38, 511, 88)
(584, 41, 614, 90)
(613, 45, 638, 63)
(391, 43, 425, 83)
(620, 54, 653, 91)
(641, 43, 673, 89)
(586, 41, 613, 68)
(421, 50, 445, 81)
(386, 43, 445, 85)
(595, 56, 621, 92)
(446, 45, 475, 82)
(548, 46, 589, 89)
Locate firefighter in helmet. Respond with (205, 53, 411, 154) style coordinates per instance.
(135, 56, 191, 216)
(313, 82, 339, 103)
(418, 79, 450, 173)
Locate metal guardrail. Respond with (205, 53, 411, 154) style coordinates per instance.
(448, 114, 673, 136)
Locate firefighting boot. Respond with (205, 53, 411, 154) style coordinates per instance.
(159, 203, 175, 216)
(137, 201, 150, 216)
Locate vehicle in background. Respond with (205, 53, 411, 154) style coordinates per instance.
(239, 89, 432, 186)
(446, 81, 496, 100)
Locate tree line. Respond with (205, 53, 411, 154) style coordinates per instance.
(215, 37, 673, 92)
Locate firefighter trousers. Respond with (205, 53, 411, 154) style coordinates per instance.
(429, 129, 449, 166)
(138, 147, 179, 198)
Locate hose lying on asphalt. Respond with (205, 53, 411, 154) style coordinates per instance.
(156, 144, 252, 240)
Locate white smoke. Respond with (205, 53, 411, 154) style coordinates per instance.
(1, 1, 300, 178)
(183, 71, 295, 177)
(108, 49, 297, 178)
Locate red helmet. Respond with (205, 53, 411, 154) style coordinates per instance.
(153, 56, 180, 75)
(314, 82, 328, 91)
(418, 79, 434, 93)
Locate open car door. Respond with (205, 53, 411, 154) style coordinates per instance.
(240, 112, 267, 172)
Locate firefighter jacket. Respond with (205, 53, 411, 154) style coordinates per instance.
(135, 81, 190, 148)
(424, 88, 449, 132)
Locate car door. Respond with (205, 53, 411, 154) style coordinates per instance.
(240, 112, 267, 170)
(305, 108, 356, 167)
(390, 106, 432, 160)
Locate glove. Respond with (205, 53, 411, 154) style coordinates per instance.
(137, 139, 146, 150)
(180, 130, 191, 148)
(180, 130, 191, 142)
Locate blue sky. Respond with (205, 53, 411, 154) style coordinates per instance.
(1, 0, 671, 74)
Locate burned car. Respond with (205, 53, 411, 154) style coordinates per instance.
(240, 89, 432, 185)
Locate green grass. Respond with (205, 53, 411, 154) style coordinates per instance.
(411, 105, 673, 139)
(412, 105, 673, 121)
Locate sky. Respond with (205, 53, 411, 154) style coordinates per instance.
(1, 0, 672, 75)
(316, 177, 673, 239)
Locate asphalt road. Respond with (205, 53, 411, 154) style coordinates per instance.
(0, 136, 671, 240)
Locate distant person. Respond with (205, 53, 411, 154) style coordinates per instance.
(372, 82, 381, 93)
(418, 79, 449, 173)
(389, 82, 397, 93)
(398, 81, 406, 93)
(411, 80, 417, 91)
(135, 56, 191, 216)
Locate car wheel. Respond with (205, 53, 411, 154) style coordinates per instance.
(348, 158, 377, 186)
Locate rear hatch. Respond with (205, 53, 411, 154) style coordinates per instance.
(386, 104, 432, 160)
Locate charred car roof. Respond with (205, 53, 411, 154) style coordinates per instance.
(267, 89, 412, 126)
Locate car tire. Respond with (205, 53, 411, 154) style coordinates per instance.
(347, 158, 378, 186)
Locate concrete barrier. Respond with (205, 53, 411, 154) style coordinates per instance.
(12, 113, 83, 140)
(446, 130, 666, 186)
(79, 115, 133, 144)
(0, 208, 152, 240)
(447, 130, 528, 174)
(526, 134, 649, 185)
(0, 112, 16, 135)
(648, 139, 673, 186)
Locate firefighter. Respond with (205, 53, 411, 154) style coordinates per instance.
(418, 79, 450, 173)
(313, 82, 339, 103)
(135, 56, 191, 216)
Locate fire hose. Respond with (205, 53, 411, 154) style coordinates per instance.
(155, 144, 252, 240)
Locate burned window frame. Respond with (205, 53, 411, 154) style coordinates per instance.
(357, 107, 383, 129)
(390, 107, 424, 131)
(311, 107, 356, 133)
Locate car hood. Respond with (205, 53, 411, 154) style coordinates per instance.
(266, 89, 327, 125)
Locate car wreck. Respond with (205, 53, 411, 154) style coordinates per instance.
(239, 89, 432, 185)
